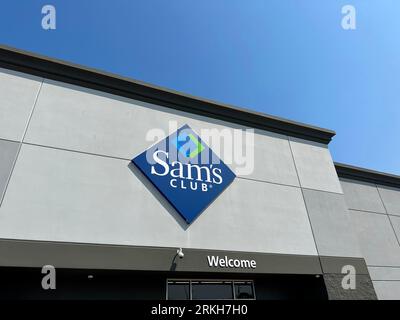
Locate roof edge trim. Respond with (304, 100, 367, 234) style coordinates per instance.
(0, 44, 335, 144)
(335, 162, 400, 188)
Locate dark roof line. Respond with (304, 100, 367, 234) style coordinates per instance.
(335, 162, 400, 189)
(0, 45, 335, 144)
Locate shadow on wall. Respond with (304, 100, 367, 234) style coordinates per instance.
(127, 162, 189, 231)
(127, 160, 236, 232)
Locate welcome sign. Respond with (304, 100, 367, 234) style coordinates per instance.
(132, 124, 236, 224)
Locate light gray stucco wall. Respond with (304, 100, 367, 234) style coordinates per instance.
(0, 67, 363, 276)
(288, 137, 362, 259)
(0, 71, 317, 256)
(0, 68, 42, 142)
(0, 139, 19, 204)
(0, 67, 43, 205)
(341, 178, 400, 299)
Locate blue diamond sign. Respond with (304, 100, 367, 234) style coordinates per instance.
(132, 124, 236, 224)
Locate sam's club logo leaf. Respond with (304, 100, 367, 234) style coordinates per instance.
(174, 131, 205, 158)
(132, 124, 236, 224)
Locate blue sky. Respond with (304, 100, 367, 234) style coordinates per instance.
(1, 1, 399, 174)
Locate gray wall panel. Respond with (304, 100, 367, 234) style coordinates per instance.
(389, 215, 400, 243)
(0, 68, 42, 141)
(302, 189, 361, 257)
(373, 281, 400, 300)
(324, 274, 377, 300)
(0, 144, 317, 256)
(378, 185, 400, 216)
(340, 179, 385, 214)
(368, 267, 400, 281)
(188, 178, 317, 255)
(350, 211, 400, 266)
(0, 144, 188, 248)
(289, 137, 342, 193)
(237, 130, 299, 186)
(0, 139, 20, 203)
(24, 79, 301, 186)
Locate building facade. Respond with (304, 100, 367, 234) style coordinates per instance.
(0, 46, 399, 300)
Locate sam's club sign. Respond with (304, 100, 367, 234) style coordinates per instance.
(133, 125, 236, 224)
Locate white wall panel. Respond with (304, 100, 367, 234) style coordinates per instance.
(289, 137, 342, 193)
(0, 68, 42, 141)
(0, 144, 317, 255)
(189, 178, 317, 255)
(340, 179, 385, 214)
(350, 211, 400, 266)
(25, 80, 300, 185)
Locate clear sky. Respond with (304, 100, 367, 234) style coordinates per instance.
(1, 1, 399, 174)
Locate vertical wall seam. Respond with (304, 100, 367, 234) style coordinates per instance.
(375, 184, 388, 215)
(376, 185, 400, 248)
(21, 80, 44, 142)
(287, 137, 322, 269)
(287, 137, 302, 189)
(0, 79, 44, 208)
